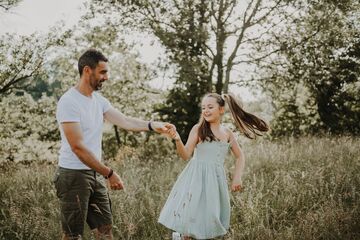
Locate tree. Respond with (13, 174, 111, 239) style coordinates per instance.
(138, 0, 211, 139)
(0, 5, 162, 163)
(0, 0, 21, 11)
(94, 0, 294, 139)
(0, 93, 59, 163)
(255, 0, 360, 136)
(0, 29, 71, 97)
(103, 0, 292, 92)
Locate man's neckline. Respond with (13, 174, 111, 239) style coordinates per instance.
(72, 87, 94, 99)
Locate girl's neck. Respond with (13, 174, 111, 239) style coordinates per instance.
(209, 120, 221, 129)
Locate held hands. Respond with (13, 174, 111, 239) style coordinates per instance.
(151, 121, 180, 140)
(167, 124, 181, 140)
(150, 122, 174, 134)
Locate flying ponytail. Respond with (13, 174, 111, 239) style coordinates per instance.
(222, 93, 269, 139)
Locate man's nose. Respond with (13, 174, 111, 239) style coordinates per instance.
(103, 74, 109, 81)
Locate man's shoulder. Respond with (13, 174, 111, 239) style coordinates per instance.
(93, 92, 112, 108)
(57, 88, 77, 106)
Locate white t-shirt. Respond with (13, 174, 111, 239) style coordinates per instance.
(56, 87, 112, 169)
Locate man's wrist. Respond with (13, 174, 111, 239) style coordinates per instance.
(148, 121, 154, 131)
(104, 168, 113, 179)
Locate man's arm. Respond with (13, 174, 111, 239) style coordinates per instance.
(104, 107, 171, 133)
(61, 122, 123, 190)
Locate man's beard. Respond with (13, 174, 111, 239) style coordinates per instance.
(90, 74, 103, 91)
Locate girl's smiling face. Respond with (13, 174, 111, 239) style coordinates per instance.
(201, 96, 224, 123)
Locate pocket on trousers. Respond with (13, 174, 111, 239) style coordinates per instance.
(53, 169, 73, 199)
(53, 171, 60, 184)
(60, 201, 86, 235)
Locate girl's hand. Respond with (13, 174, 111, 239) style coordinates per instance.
(231, 178, 243, 192)
(156, 123, 175, 138)
(168, 127, 181, 140)
(160, 124, 180, 140)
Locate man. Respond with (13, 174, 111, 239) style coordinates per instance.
(54, 49, 171, 239)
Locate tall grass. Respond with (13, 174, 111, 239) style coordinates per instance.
(0, 136, 359, 239)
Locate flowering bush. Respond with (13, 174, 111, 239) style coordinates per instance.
(0, 93, 59, 163)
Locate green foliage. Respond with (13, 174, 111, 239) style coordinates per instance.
(24, 77, 61, 100)
(0, 6, 162, 163)
(0, 29, 71, 97)
(257, 0, 360, 137)
(314, 39, 360, 134)
(98, 0, 292, 139)
(1, 136, 359, 239)
(135, 0, 211, 140)
(0, 93, 59, 163)
(155, 83, 204, 141)
(155, 62, 210, 140)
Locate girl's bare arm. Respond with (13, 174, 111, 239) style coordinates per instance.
(172, 124, 199, 161)
(228, 130, 245, 191)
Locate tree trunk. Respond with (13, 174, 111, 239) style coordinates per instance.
(215, 0, 226, 94)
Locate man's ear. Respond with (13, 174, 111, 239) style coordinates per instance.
(83, 66, 91, 75)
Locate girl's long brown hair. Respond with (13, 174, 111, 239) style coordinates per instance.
(198, 93, 270, 142)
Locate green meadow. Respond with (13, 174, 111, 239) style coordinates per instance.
(1, 136, 359, 239)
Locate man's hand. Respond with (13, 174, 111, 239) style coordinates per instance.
(153, 122, 180, 140)
(107, 172, 124, 190)
(151, 122, 175, 134)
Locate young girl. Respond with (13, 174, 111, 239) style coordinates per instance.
(158, 93, 269, 240)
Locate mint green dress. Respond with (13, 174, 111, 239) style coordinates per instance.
(158, 141, 231, 239)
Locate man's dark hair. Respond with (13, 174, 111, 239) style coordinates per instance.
(78, 49, 108, 76)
